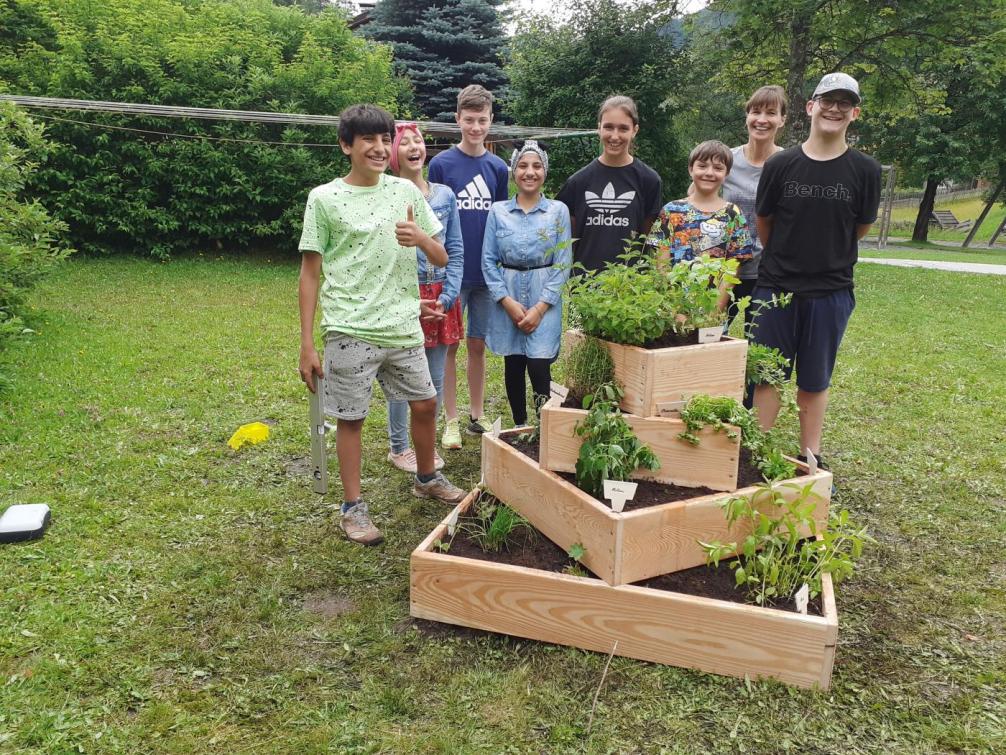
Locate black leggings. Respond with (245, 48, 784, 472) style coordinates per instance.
(503, 355, 552, 426)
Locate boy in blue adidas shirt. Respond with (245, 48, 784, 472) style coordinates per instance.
(428, 85, 509, 449)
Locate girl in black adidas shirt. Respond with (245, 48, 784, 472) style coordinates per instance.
(557, 96, 663, 273)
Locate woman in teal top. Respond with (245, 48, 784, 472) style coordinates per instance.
(482, 141, 571, 426)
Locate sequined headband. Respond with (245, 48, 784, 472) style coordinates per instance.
(509, 140, 548, 176)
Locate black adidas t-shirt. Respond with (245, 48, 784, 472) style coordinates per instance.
(756, 146, 881, 296)
(557, 158, 663, 272)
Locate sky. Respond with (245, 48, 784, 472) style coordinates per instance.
(510, 0, 709, 18)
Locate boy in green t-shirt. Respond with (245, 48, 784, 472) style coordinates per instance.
(298, 104, 465, 546)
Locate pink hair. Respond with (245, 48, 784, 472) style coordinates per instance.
(390, 122, 422, 174)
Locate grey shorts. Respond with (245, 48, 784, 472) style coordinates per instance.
(323, 332, 436, 420)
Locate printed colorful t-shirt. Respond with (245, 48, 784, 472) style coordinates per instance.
(427, 146, 509, 288)
(298, 174, 443, 348)
(646, 200, 753, 264)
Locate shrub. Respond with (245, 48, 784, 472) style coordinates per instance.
(0, 103, 72, 383)
(563, 334, 614, 405)
(1, 0, 408, 258)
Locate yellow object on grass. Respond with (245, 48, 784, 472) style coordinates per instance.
(228, 422, 271, 450)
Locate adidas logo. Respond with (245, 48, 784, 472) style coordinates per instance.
(457, 175, 494, 211)
(584, 182, 634, 227)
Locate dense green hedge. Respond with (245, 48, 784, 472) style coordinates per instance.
(0, 0, 408, 258)
(0, 103, 71, 383)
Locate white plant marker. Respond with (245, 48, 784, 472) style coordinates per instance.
(602, 479, 638, 513)
(795, 583, 810, 615)
(697, 326, 722, 344)
(445, 507, 460, 537)
(490, 417, 502, 439)
(549, 381, 570, 401)
(656, 400, 686, 416)
(804, 447, 819, 475)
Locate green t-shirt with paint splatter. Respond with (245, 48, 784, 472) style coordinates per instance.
(299, 174, 442, 348)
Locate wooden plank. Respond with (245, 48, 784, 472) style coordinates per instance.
(618, 463, 833, 583)
(566, 330, 747, 417)
(486, 434, 831, 585)
(538, 396, 740, 491)
(483, 431, 621, 584)
(411, 523, 838, 689)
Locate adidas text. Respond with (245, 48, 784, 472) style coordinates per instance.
(458, 196, 493, 211)
(585, 214, 629, 227)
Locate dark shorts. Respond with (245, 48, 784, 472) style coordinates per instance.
(750, 286, 855, 393)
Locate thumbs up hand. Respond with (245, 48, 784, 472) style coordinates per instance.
(396, 203, 425, 248)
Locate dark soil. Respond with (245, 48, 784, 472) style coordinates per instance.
(503, 435, 794, 511)
(642, 332, 731, 349)
(444, 513, 822, 615)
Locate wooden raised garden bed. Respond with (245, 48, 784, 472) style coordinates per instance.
(410, 489, 839, 690)
(566, 329, 748, 416)
(538, 394, 741, 491)
(483, 430, 832, 586)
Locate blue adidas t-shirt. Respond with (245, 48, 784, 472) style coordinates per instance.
(428, 146, 510, 288)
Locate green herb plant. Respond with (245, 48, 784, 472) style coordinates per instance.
(700, 483, 872, 606)
(574, 383, 660, 498)
(461, 490, 535, 553)
(677, 394, 797, 481)
(563, 335, 615, 405)
(663, 253, 740, 334)
(563, 543, 588, 577)
(734, 292, 794, 401)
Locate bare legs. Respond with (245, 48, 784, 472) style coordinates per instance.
(753, 385, 829, 456)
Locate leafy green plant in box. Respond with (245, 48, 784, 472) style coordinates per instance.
(701, 483, 872, 606)
(664, 253, 740, 335)
(462, 491, 534, 553)
(574, 383, 659, 497)
(563, 334, 615, 405)
(677, 395, 796, 481)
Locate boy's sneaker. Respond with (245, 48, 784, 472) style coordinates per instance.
(465, 415, 492, 435)
(441, 418, 462, 450)
(412, 472, 466, 505)
(340, 502, 383, 546)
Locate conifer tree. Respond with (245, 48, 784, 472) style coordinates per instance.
(366, 0, 508, 121)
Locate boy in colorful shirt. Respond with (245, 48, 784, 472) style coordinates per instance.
(298, 104, 465, 546)
(427, 85, 510, 448)
(647, 140, 753, 307)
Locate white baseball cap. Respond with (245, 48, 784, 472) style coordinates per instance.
(812, 72, 861, 104)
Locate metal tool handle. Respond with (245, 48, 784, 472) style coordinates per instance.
(309, 372, 328, 495)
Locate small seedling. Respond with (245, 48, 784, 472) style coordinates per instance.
(563, 543, 588, 577)
(462, 492, 534, 553)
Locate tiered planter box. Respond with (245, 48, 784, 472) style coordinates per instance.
(538, 394, 741, 491)
(566, 330, 748, 416)
(483, 430, 832, 586)
(410, 489, 839, 690)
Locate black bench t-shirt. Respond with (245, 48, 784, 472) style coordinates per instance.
(756, 146, 881, 296)
(557, 158, 662, 273)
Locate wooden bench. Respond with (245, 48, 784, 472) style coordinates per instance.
(930, 210, 972, 231)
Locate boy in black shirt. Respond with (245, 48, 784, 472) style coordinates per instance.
(752, 72, 882, 469)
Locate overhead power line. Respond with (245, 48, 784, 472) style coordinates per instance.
(0, 95, 596, 143)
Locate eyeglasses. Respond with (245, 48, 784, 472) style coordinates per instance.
(814, 95, 855, 112)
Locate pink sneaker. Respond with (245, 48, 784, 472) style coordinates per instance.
(388, 448, 444, 473)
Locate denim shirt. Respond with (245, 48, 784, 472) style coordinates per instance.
(481, 195, 572, 358)
(416, 182, 464, 310)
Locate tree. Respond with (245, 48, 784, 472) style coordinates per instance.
(506, 0, 688, 200)
(365, 0, 508, 121)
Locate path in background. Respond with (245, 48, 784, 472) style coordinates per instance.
(860, 258, 1006, 275)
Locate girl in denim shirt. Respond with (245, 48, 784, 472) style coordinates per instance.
(385, 123, 465, 473)
(482, 141, 571, 426)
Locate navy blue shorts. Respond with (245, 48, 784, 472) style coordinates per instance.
(750, 287, 855, 393)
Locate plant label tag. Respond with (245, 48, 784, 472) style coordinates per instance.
(445, 508, 460, 537)
(602, 480, 637, 513)
(549, 381, 569, 401)
(490, 417, 502, 439)
(656, 400, 686, 416)
(697, 326, 722, 344)
(795, 583, 809, 614)
(804, 448, 819, 475)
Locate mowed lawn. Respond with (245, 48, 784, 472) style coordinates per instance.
(1, 257, 1004, 754)
(886, 197, 1006, 243)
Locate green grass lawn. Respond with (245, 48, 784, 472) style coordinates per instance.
(1, 257, 1004, 753)
(886, 196, 1006, 243)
